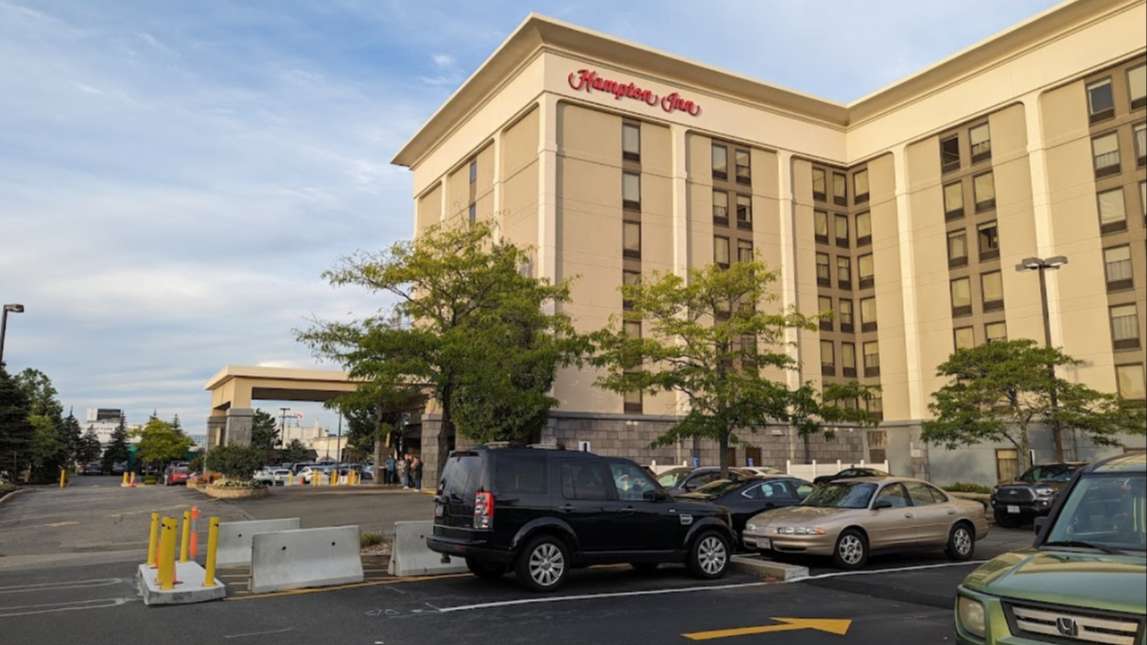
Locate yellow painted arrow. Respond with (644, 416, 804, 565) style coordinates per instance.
(683, 617, 853, 640)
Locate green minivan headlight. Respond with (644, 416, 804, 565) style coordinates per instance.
(957, 595, 986, 638)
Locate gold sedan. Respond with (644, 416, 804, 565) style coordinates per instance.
(741, 477, 989, 569)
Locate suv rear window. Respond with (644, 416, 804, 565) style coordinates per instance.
(441, 452, 483, 498)
(493, 452, 548, 495)
(559, 460, 610, 500)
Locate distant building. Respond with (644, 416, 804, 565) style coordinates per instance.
(84, 408, 124, 445)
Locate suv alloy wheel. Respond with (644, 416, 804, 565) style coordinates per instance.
(516, 535, 570, 592)
(688, 531, 730, 579)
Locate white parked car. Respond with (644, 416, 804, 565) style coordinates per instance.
(253, 468, 293, 486)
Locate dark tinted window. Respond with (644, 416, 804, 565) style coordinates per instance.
(610, 462, 658, 501)
(1022, 464, 1079, 482)
(874, 483, 910, 508)
(786, 480, 813, 500)
(757, 481, 788, 499)
(560, 461, 610, 500)
(685, 471, 721, 490)
(440, 453, 482, 498)
(905, 481, 946, 506)
(493, 453, 548, 495)
(695, 478, 748, 497)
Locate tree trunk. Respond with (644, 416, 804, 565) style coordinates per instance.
(437, 387, 454, 488)
(802, 432, 811, 463)
(718, 431, 729, 478)
(372, 401, 385, 487)
(1019, 429, 1032, 473)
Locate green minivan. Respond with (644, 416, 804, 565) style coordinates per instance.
(955, 452, 1145, 644)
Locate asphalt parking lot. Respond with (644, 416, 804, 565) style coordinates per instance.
(0, 477, 1033, 644)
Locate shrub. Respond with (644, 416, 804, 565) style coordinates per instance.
(360, 532, 384, 548)
(142, 476, 158, 485)
(205, 446, 265, 480)
(942, 482, 993, 494)
(212, 478, 266, 489)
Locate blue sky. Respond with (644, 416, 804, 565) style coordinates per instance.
(0, 0, 1059, 433)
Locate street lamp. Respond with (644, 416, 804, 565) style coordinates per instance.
(0, 304, 25, 369)
(1015, 256, 1068, 462)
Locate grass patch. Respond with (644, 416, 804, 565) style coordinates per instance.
(0, 483, 16, 496)
(943, 482, 992, 494)
(360, 532, 384, 548)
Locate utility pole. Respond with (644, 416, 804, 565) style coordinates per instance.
(279, 407, 291, 444)
(1016, 256, 1068, 462)
(1, 304, 26, 369)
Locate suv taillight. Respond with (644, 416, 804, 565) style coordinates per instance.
(474, 491, 494, 530)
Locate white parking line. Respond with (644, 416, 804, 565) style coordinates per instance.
(0, 597, 135, 618)
(0, 578, 125, 595)
(436, 561, 986, 613)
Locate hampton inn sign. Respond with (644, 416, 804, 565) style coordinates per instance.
(567, 68, 702, 116)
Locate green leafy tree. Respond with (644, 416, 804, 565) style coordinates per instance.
(0, 368, 35, 480)
(28, 414, 66, 481)
(101, 417, 131, 472)
(205, 445, 264, 480)
(278, 439, 315, 464)
(591, 260, 814, 476)
(13, 369, 64, 423)
(76, 428, 102, 465)
(923, 339, 1146, 472)
(249, 409, 279, 450)
(134, 417, 193, 469)
(787, 381, 882, 463)
(299, 222, 584, 475)
(59, 412, 82, 465)
(328, 384, 423, 472)
(170, 414, 182, 431)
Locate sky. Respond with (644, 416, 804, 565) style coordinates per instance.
(0, 0, 1061, 434)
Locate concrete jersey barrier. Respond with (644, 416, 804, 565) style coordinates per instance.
(216, 518, 301, 567)
(389, 520, 468, 577)
(250, 525, 364, 593)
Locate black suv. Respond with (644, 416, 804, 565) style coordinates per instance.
(427, 446, 736, 592)
(990, 462, 1083, 527)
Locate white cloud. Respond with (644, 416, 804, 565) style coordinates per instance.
(431, 53, 454, 68)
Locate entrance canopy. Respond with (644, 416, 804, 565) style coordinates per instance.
(204, 365, 360, 447)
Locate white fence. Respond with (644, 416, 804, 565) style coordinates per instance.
(784, 459, 889, 481)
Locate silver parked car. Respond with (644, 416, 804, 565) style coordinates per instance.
(742, 477, 989, 569)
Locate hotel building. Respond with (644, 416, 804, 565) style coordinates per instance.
(392, 0, 1147, 485)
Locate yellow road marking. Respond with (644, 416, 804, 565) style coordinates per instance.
(683, 618, 852, 640)
(224, 573, 472, 601)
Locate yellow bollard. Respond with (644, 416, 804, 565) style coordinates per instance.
(179, 510, 191, 562)
(129, 471, 136, 487)
(121, 471, 129, 487)
(189, 506, 200, 559)
(330, 469, 337, 486)
(203, 517, 220, 587)
(311, 470, 319, 487)
(146, 512, 160, 568)
(59, 469, 67, 488)
(157, 517, 178, 590)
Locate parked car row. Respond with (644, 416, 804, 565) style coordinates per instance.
(428, 445, 989, 592)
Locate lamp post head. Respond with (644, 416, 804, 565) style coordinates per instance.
(1017, 257, 1043, 271)
(1046, 256, 1068, 268)
(3, 304, 24, 313)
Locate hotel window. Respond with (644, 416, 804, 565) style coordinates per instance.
(623, 172, 641, 210)
(863, 341, 880, 377)
(469, 158, 478, 184)
(944, 181, 964, 220)
(818, 296, 833, 331)
(622, 270, 640, 309)
(623, 221, 641, 259)
(857, 254, 874, 289)
(834, 214, 849, 248)
(624, 387, 642, 414)
(714, 236, 730, 268)
(1104, 245, 1134, 290)
(1134, 123, 1146, 166)
(947, 230, 968, 267)
(816, 253, 831, 286)
(467, 203, 477, 225)
(969, 123, 991, 163)
(622, 122, 641, 161)
(1116, 363, 1146, 400)
(1098, 187, 1127, 233)
(977, 221, 1000, 261)
(860, 297, 877, 332)
(1086, 78, 1115, 122)
(951, 277, 972, 317)
(832, 173, 847, 206)
(712, 143, 728, 180)
(814, 210, 829, 243)
(853, 170, 869, 204)
(973, 172, 995, 211)
(839, 299, 854, 332)
(812, 168, 827, 201)
(736, 195, 752, 229)
(735, 148, 751, 184)
(841, 342, 857, 378)
(737, 239, 754, 263)
(856, 211, 871, 246)
(820, 340, 835, 376)
(954, 326, 975, 350)
(981, 271, 1004, 311)
(836, 256, 852, 290)
(713, 190, 729, 224)
(985, 321, 1007, 343)
(1110, 304, 1141, 350)
(940, 135, 960, 173)
(1092, 132, 1121, 177)
(1130, 64, 1147, 109)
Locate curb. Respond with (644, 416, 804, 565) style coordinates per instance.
(0, 487, 28, 506)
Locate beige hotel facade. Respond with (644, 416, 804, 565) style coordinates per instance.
(393, 0, 1147, 485)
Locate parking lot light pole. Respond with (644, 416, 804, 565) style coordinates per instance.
(0, 303, 26, 370)
(1015, 256, 1068, 462)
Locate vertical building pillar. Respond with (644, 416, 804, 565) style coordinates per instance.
(776, 150, 801, 390)
(670, 124, 689, 279)
(438, 176, 448, 226)
(491, 130, 503, 242)
(1021, 92, 1062, 347)
(537, 93, 560, 293)
(891, 145, 925, 420)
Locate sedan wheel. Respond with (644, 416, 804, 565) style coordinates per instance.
(832, 529, 868, 570)
(516, 536, 568, 592)
(688, 532, 730, 579)
(946, 524, 975, 561)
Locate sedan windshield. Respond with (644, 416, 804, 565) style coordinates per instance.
(1044, 473, 1145, 552)
(802, 482, 877, 509)
(1021, 464, 1078, 482)
(692, 478, 752, 497)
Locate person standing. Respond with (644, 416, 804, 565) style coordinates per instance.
(396, 454, 409, 489)
(384, 454, 396, 485)
(411, 454, 423, 490)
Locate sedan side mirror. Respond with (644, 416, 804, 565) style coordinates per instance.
(873, 499, 893, 510)
(1033, 517, 1046, 536)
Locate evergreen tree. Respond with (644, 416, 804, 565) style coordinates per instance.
(249, 409, 279, 450)
(102, 417, 131, 472)
(60, 412, 82, 465)
(0, 368, 34, 480)
(171, 414, 181, 431)
(76, 428, 102, 465)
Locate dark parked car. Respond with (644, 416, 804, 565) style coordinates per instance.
(658, 466, 756, 496)
(427, 446, 737, 592)
(80, 462, 103, 475)
(813, 467, 890, 485)
(674, 476, 813, 541)
(990, 462, 1083, 527)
